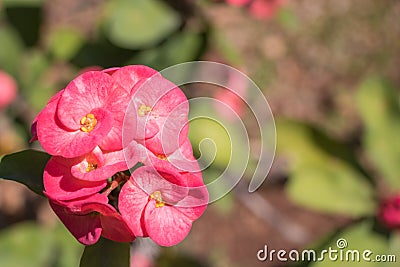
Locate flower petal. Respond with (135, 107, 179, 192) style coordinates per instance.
(132, 166, 188, 204)
(175, 172, 209, 220)
(57, 71, 115, 129)
(71, 146, 134, 182)
(83, 202, 136, 243)
(44, 156, 107, 201)
(128, 72, 188, 142)
(118, 179, 149, 237)
(49, 201, 102, 245)
(144, 201, 192, 247)
(37, 96, 113, 158)
(111, 65, 158, 94)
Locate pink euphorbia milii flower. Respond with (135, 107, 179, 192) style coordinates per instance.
(119, 166, 208, 246)
(0, 70, 17, 109)
(36, 71, 130, 158)
(49, 195, 135, 245)
(117, 66, 189, 155)
(136, 137, 200, 174)
(43, 141, 140, 199)
(43, 156, 108, 202)
(69, 142, 139, 182)
(107, 65, 159, 93)
(33, 64, 208, 247)
(379, 194, 400, 230)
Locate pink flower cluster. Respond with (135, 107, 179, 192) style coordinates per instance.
(226, 0, 285, 20)
(379, 194, 400, 230)
(31, 65, 208, 246)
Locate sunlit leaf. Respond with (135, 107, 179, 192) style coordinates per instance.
(277, 120, 375, 217)
(18, 50, 57, 112)
(129, 31, 204, 70)
(103, 0, 181, 49)
(0, 26, 24, 76)
(189, 116, 232, 169)
(287, 161, 376, 217)
(0, 223, 53, 267)
(47, 27, 85, 61)
(0, 222, 83, 267)
(211, 28, 243, 66)
(188, 102, 249, 174)
(355, 77, 400, 190)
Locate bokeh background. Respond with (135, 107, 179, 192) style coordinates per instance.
(0, 0, 400, 266)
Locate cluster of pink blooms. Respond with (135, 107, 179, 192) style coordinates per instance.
(0, 70, 17, 109)
(31, 65, 208, 246)
(378, 194, 400, 230)
(226, 0, 285, 20)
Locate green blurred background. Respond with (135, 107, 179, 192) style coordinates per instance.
(0, 0, 400, 266)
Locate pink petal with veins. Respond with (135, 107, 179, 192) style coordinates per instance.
(37, 91, 113, 157)
(70, 145, 138, 182)
(111, 65, 158, 94)
(49, 201, 102, 245)
(118, 179, 149, 237)
(144, 200, 192, 247)
(44, 156, 107, 201)
(133, 166, 188, 204)
(83, 202, 135, 243)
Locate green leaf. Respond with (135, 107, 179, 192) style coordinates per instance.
(79, 237, 130, 267)
(47, 27, 85, 61)
(189, 116, 232, 169)
(0, 26, 24, 76)
(355, 77, 400, 190)
(129, 31, 204, 70)
(211, 28, 243, 66)
(383, 232, 400, 267)
(277, 120, 376, 217)
(203, 168, 234, 214)
(277, 7, 299, 31)
(310, 221, 389, 267)
(0, 222, 83, 267)
(19, 50, 48, 92)
(0, 222, 53, 267)
(276, 120, 328, 169)
(0, 149, 50, 196)
(103, 0, 181, 49)
(19, 50, 55, 112)
(188, 102, 249, 173)
(287, 161, 376, 217)
(2, 0, 43, 7)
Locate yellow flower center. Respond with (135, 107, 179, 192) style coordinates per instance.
(80, 113, 97, 132)
(156, 154, 168, 161)
(138, 104, 152, 117)
(86, 162, 98, 172)
(150, 191, 165, 208)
